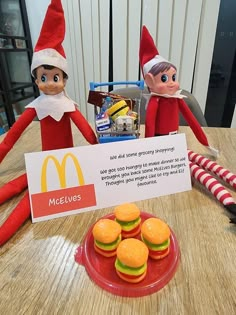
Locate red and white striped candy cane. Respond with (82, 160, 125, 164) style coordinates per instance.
(188, 150, 236, 190)
(189, 161, 235, 206)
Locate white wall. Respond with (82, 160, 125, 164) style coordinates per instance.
(25, 0, 220, 123)
(25, 0, 49, 48)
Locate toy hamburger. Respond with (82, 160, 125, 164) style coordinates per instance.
(114, 203, 141, 238)
(92, 219, 122, 257)
(141, 218, 171, 260)
(115, 238, 149, 283)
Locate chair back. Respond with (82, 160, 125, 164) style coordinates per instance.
(180, 90, 208, 126)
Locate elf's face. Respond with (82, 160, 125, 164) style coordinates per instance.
(35, 66, 66, 95)
(145, 66, 179, 95)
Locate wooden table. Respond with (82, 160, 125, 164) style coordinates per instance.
(0, 123, 236, 315)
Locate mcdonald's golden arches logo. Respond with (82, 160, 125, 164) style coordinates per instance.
(41, 153, 85, 192)
(31, 152, 96, 219)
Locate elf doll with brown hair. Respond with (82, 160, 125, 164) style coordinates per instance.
(0, 0, 98, 245)
(139, 25, 236, 223)
(139, 25, 218, 155)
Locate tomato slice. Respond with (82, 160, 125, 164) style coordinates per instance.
(116, 269, 147, 283)
(118, 271, 140, 279)
(122, 224, 141, 238)
(148, 247, 169, 259)
(94, 244, 117, 257)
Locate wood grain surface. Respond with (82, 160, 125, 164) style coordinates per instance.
(0, 123, 235, 315)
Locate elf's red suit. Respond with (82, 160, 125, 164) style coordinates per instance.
(145, 96, 210, 148)
(0, 107, 97, 156)
(0, 0, 98, 245)
(0, 100, 97, 246)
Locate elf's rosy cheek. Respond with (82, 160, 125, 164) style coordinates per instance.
(154, 82, 169, 93)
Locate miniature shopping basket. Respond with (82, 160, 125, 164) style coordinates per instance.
(88, 80, 144, 143)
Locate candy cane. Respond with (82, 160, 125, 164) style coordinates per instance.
(189, 162, 236, 224)
(188, 150, 236, 190)
(189, 161, 235, 205)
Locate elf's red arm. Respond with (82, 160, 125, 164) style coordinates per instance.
(70, 109, 98, 144)
(145, 96, 159, 137)
(0, 108, 36, 163)
(0, 192, 30, 246)
(178, 99, 209, 146)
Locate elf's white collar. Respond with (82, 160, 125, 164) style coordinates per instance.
(25, 91, 75, 121)
(150, 89, 186, 99)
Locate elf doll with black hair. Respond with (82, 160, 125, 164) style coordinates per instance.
(139, 25, 236, 223)
(0, 0, 97, 245)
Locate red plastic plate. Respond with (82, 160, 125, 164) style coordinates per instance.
(75, 212, 180, 297)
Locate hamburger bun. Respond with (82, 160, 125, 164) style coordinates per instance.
(141, 218, 170, 260)
(115, 238, 149, 283)
(92, 219, 121, 257)
(114, 203, 141, 238)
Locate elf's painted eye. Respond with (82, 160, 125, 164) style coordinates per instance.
(41, 75, 47, 82)
(161, 74, 168, 83)
(172, 74, 176, 81)
(54, 75, 60, 82)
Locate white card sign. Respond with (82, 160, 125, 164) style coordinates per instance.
(25, 134, 192, 222)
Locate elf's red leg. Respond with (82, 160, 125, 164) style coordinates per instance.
(0, 174, 28, 204)
(0, 192, 30, 246)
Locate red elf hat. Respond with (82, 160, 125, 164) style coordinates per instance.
(31, 0, 68, 76)
(139, 25, 167, 76)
